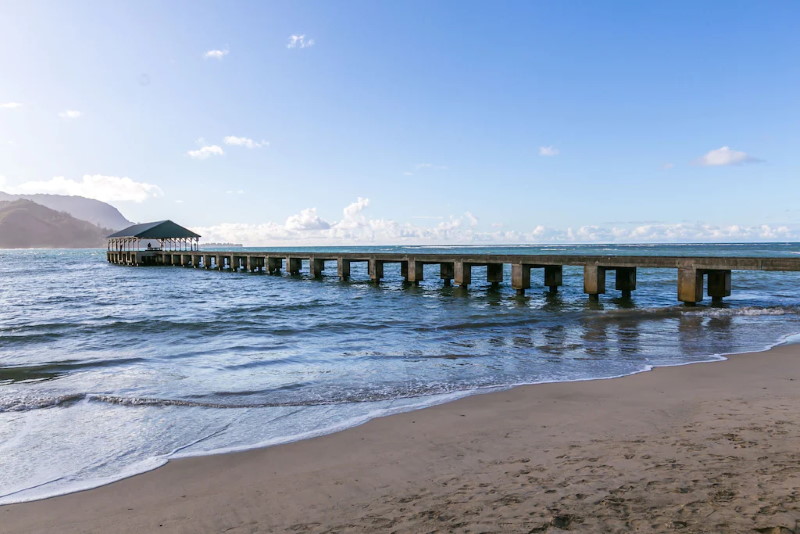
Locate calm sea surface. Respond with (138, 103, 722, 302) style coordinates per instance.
(2, 243, 800, 503)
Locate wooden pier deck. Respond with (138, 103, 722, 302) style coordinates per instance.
(107, 250, 800, 305)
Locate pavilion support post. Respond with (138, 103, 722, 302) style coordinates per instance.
(338, 259, 351, 281)
(487, 263, 503, 287)
(287, 258, 301, 275)
(440, 262, 454, 287)
(584, 265, 606, 301)
(369, 259, 384, 283)
(615, 267, 637, 298)
(678, 267, 704, 305)
(544, 265, 563, 293)
(455, 262, 472, 288)
(707, 269, 731, 303)
(511, 264, 531, 296)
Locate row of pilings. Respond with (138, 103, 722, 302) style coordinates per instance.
(105, 250, 800, 305)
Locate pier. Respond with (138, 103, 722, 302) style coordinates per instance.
(106, 249, 800, 306)
(105, 220, 800, 305)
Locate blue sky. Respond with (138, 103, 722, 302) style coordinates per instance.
(1, 1, 798, 244)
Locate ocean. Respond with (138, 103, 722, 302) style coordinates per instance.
(2, 243, 800, 504)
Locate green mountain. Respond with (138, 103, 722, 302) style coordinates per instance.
(0, 192, 132, 230)
(0, 199, 111, 248)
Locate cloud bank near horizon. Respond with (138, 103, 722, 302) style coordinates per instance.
(194, 197, 795, 246)
(2, 175, 164, 203)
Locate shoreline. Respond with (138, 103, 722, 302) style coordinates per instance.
(4, 343, 800, 532)
(0, 335, 767, 507)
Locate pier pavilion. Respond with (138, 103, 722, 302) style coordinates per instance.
(107, 220, 200, 266)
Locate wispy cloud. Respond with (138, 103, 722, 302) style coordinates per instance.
(661, 162, 675, 170)
(287, 35, 315, 49)
(538, 145, 559, 157)
(58, 110, 82, 119)
(187, 145, 224, 160)
(0, 102, 23, 109)
(4, 174, 163, 203)
(223, 136, 268, 149)
(204, 49, 229, 60)
(696, 146, 761, 166)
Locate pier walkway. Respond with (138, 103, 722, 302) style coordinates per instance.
(106, 250, 800, 305)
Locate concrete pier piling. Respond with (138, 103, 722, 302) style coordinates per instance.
(309, 257, 325, 279)
(544, 265, 563, 293)
(406, 259, 424, 285)
(440, 262, 454, 287)
(615, 267, 636, 298)
(511, 264, 531, 296)
(707, 270, 732, 304)
(268, 257, 282, 274)
(108, 250, 800, 306)
(287, 258, 302, 275)
(338, 259, 351, 281)
(584, 265, 606, 301)
(369, 259, 384, 283)
(455, 261, 471, 288)
(487, 263, 503, 287)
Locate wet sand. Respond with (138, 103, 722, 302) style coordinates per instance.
(3, 344, 800, 533)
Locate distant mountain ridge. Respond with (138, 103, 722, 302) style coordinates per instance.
(0, 192, 132, 230)
(0, 199, 111, 248)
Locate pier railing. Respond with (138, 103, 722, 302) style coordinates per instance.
(106, 250, 800, 305)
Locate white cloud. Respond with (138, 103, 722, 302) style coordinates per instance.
(194, 198, 800, 246)
(187, 145, 224, 160)
(0, 102, 23, 109)
(661, 162, 675, 170)
(538, 146, 559, 157)
(204, 49, 229, 60)
(285, 208, 331, 231)
(5, 174, 163, 203)
(696, 146, 760, 166)
(58, 110, 82, 119)
(223, 136, 268, 149)
(287, 35, 315, 49)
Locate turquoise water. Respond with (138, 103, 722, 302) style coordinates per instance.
(2, 243, 800, 503)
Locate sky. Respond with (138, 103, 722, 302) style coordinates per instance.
(1, 0, 799, 245)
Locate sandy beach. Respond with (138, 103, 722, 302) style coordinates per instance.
(3, 344, 800, 533)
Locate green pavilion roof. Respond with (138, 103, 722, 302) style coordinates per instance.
(107, 220, 201, 239)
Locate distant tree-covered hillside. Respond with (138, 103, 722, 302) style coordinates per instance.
(0, 199, 111, 248)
